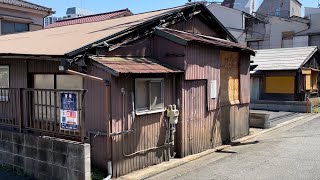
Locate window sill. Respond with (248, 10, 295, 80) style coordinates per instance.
(135, 109, 165, 116)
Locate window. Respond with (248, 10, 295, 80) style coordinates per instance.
(135, 78, 164, 114)
(275, 7, 280, 17)
(1, 21, 29, 35)
(291, 8, 295, 16)
(0, 66, 9, 101)
(33, 74, 83, 121)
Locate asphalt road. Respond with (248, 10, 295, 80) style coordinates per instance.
(148, 115, 320, 180)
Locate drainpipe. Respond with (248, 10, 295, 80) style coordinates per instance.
(103, 161, 113, 180)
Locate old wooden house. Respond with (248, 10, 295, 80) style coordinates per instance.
(0, 3, 254, 177)
(251, 46, 320, 112)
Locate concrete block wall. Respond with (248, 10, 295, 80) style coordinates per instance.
(0, 130, 91, 180)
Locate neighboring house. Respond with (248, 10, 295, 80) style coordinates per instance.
(295, 8, 320, 48)
(250, 46, 320, 112)
(247, 15, 309, 49)
(44, 16, 62, 27)
(65, 7, 94, 19)
(257, 0, 301, 19)
(221, 0, 255, 14)
(207, 3, 248, 45)
(46, 9, 133, 29)
(0, 0, 53, 34)
(0, 3, 253, 178)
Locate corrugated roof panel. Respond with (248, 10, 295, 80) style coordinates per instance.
(91, 56, 182, 74)
(158, 28, 254, 53)
(46, 9, 132, 28)
(251, 46, 318, 71)
(0, 6, 187, 56)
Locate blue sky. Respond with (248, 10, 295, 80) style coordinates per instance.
(28, 0, 319, 17)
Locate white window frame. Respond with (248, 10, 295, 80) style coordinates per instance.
(0, 65, 9, 101)
(135, 78, 165, 115)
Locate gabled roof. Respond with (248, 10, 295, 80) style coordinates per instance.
(155, 28, 255, 54)
(90, 56, 182, 76)
(0, 3, 236, 57)
(251, 46, 319, 71)
(0, 0, 53, 13)
(46, 9, 133, 29)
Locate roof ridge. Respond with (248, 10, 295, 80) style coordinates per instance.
(56, 8, 131, 23)
(11, 0, 53, 12)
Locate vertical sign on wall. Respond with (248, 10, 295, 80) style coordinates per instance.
(60, 92, 79, 131)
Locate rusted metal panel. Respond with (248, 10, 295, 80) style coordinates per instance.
(110, 74, 173, 177)
(153, 36, 186, 71)
(185, 42, 220, 111)
(177, 79, 222, 157)
(0, 59, 27, 88)
(240, 54, 250, 104)
(169, 15, 219, 37)
(90, 56, 181, 74)
(83, 64, 111, 170)
(106, 37, 152, 57)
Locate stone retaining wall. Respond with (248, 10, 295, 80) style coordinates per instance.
(0, 130, 91, 180)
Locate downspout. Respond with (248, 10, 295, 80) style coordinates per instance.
(63, 67, 114, 179)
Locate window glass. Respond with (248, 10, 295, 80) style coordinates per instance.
(1, 21, 29, 35)
(0, 66, 9, 88)
(135, 80, 149, 110)
(15, 22, 29, 33)
(1, 21, 15, 35)
(150, 81, 163, 110)
(34, 75, 54, 89)
(135, 78, 164, 114)
(0, 66, 9, 101)
(56, 75, 83, 90)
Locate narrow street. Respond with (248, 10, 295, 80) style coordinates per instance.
(148, 115, 320, 180)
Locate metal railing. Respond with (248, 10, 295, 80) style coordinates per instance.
(0, 88, 87, 142)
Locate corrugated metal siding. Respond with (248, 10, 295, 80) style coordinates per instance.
(153, 36, 186, 70)
(240, 54, 251, 104)
(169, 15, 219, 37)
(110, 74, 173, 177)
(84, 65, 112, 170)
(0, 59, 28, 88)
(185, 42, 220, 110)
(177, 79, 222, 157)
(106, 37, 152, 57)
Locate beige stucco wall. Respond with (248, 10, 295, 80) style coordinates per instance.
(290, 0, 301, 17)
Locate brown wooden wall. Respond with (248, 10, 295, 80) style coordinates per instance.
(109, 74, 174, 177)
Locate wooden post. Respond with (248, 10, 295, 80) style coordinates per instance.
(80, 91, 86, 143)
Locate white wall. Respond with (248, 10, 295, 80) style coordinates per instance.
(305, 7, 320, 18)
(293, 36, 309, 47)
(207, 4, 244, 30)
(263, 17, 308, 49)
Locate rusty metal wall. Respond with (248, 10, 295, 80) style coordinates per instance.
(153, 36, 186, 70)
(177, 79, 222, 157)
(0, 59, 28, 88)
(175, 45, 251, 157)
(110, 74, 173, 177)
(83, 64, 111, 170)
(105, 37, 153, 57)
(169, 15, 219, 37)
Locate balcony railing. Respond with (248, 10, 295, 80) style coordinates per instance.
(0, 88, 87, 142)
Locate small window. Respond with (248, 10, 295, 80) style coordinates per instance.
(1, 21, 29, 35)
(275, 7, 280, 17)
(0, 66, 9, 101)
(135, 78, 164, 115)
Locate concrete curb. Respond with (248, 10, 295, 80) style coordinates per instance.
(117, 113, 320, 180)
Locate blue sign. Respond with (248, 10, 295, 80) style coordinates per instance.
(60, 92, 79, 131)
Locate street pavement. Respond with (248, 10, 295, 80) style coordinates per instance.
(147, 115, 320, 180)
